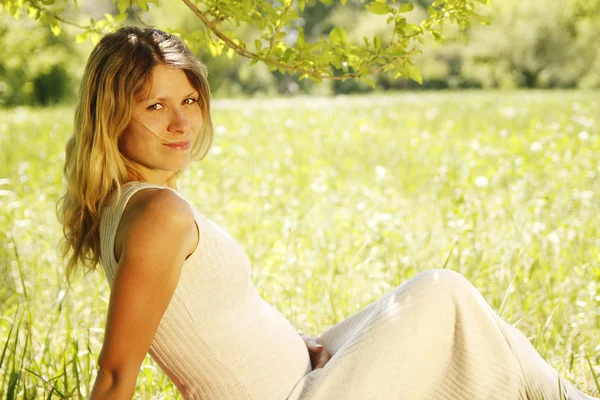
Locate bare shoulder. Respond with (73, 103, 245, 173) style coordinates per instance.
(97, 188, 199, 386)
(115, 187, 198, 264)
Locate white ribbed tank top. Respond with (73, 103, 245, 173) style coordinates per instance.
(99, 181, 312, 400)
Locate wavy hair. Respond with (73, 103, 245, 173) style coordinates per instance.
(56, 26, 213, 284)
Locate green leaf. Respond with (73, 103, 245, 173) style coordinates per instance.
(398, 3, 413, 13)
(387, 45, 406, 56)
(27, 6, 40, 19)
(282, 48, 294, 63)
(7, 2, 20, 18)
(330, 56, 342, 69)
(392, 63, 407, 78)
(329, 27, 347, 46)
(373, 35, 382, 50)
(430, 30, 443, 43)
(297, 27, 305, 48)
(393, 16, 407, 33)
(340, 0, 348, 5)
(91, 32, 100, 45)
(138, 0, 150, 11)
(408, 64, 422, 84)
(365, 2, 391, 15)
(362, 76, 376, 88)
(104, 13, 114, 23)
(117, 0, 129, 13)
(255, 39, 262, 51)
(39, 13, 53, 25)
(50, 23, 61, 36)
(261, 2, 277, 17)
(309, 75, 323, 84)
(76, 31, 90, 43)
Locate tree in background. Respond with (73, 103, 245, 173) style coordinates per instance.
(1, 0, 489, 88)
(0, 14, 78, 105)
(371, 0, 600, 90)
(1, 0, 599, 103)
(460, 0, 600, 89)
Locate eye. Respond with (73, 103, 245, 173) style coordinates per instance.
(183, 97, 198, 106)
(148, 103, 164, 111)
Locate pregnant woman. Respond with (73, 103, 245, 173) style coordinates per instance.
(56, 26, 598, 400)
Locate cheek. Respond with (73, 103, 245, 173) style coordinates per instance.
(189, 107, 204, 130)
(118, 135, 136, 159)
(118, 126, 147, 158)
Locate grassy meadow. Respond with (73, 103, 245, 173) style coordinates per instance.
(1, 90, 599, 398)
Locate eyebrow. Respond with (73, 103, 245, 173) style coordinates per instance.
(140, 91, 199, 103)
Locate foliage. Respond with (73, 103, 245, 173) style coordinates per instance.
(573, 0, 600, 17)
(0, 13, 82, 106)
(1, 91, 600, 397)
(367, 0, 600, 90)
(0, 0, 491, 86)
(459, 0, 600, 88)
(1, 0, 598, 100)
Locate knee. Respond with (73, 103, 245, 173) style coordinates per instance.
(407, 269, 475, 299)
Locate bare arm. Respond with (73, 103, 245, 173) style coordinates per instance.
(89, 189, 198, 399)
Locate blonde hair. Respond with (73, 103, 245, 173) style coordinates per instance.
(56, 26, 213, 284)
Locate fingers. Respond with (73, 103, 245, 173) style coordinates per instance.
(310, 344, 324, 352)
(314, 351, 330, 369)
(310, 346, 331, 370)
(301, 333, 331, 370)
(308, 348, 329, 370)
(306, 338, 323, 352)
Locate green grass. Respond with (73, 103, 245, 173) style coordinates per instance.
(1, 90, 599, 398)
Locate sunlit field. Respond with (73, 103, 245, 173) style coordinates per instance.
(1, 90, 599, 398)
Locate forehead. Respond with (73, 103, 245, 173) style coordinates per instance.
(136, 64, 196, 101)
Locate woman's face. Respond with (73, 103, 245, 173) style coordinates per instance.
(119, 63, 203, 185)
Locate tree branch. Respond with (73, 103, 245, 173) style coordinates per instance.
(130, 0, 154, 27)
(28, 0, 86, 29)
(267, 0, 294, 56)
(179, 0, 413, 81)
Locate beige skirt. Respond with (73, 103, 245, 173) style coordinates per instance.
(286, 269, 597, 400)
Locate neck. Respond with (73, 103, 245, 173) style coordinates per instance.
(125, 171, 179, 190)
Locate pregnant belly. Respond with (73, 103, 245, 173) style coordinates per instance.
(244, 298, 313, 396)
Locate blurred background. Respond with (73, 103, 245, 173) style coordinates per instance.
(1, 1, 600, 397)
(1, 0, 599, 105)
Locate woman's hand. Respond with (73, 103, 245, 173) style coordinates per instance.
(299, 333, 331, 371)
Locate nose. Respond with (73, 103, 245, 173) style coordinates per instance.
(167, 106, 191, 134)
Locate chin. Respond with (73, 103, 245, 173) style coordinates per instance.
(172, 162, 191, 171)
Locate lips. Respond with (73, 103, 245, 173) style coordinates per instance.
(166, 141, 189, 146)
(164, 140, 191, 150)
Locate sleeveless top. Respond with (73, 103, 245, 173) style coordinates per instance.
(99, 181, 312, 400)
